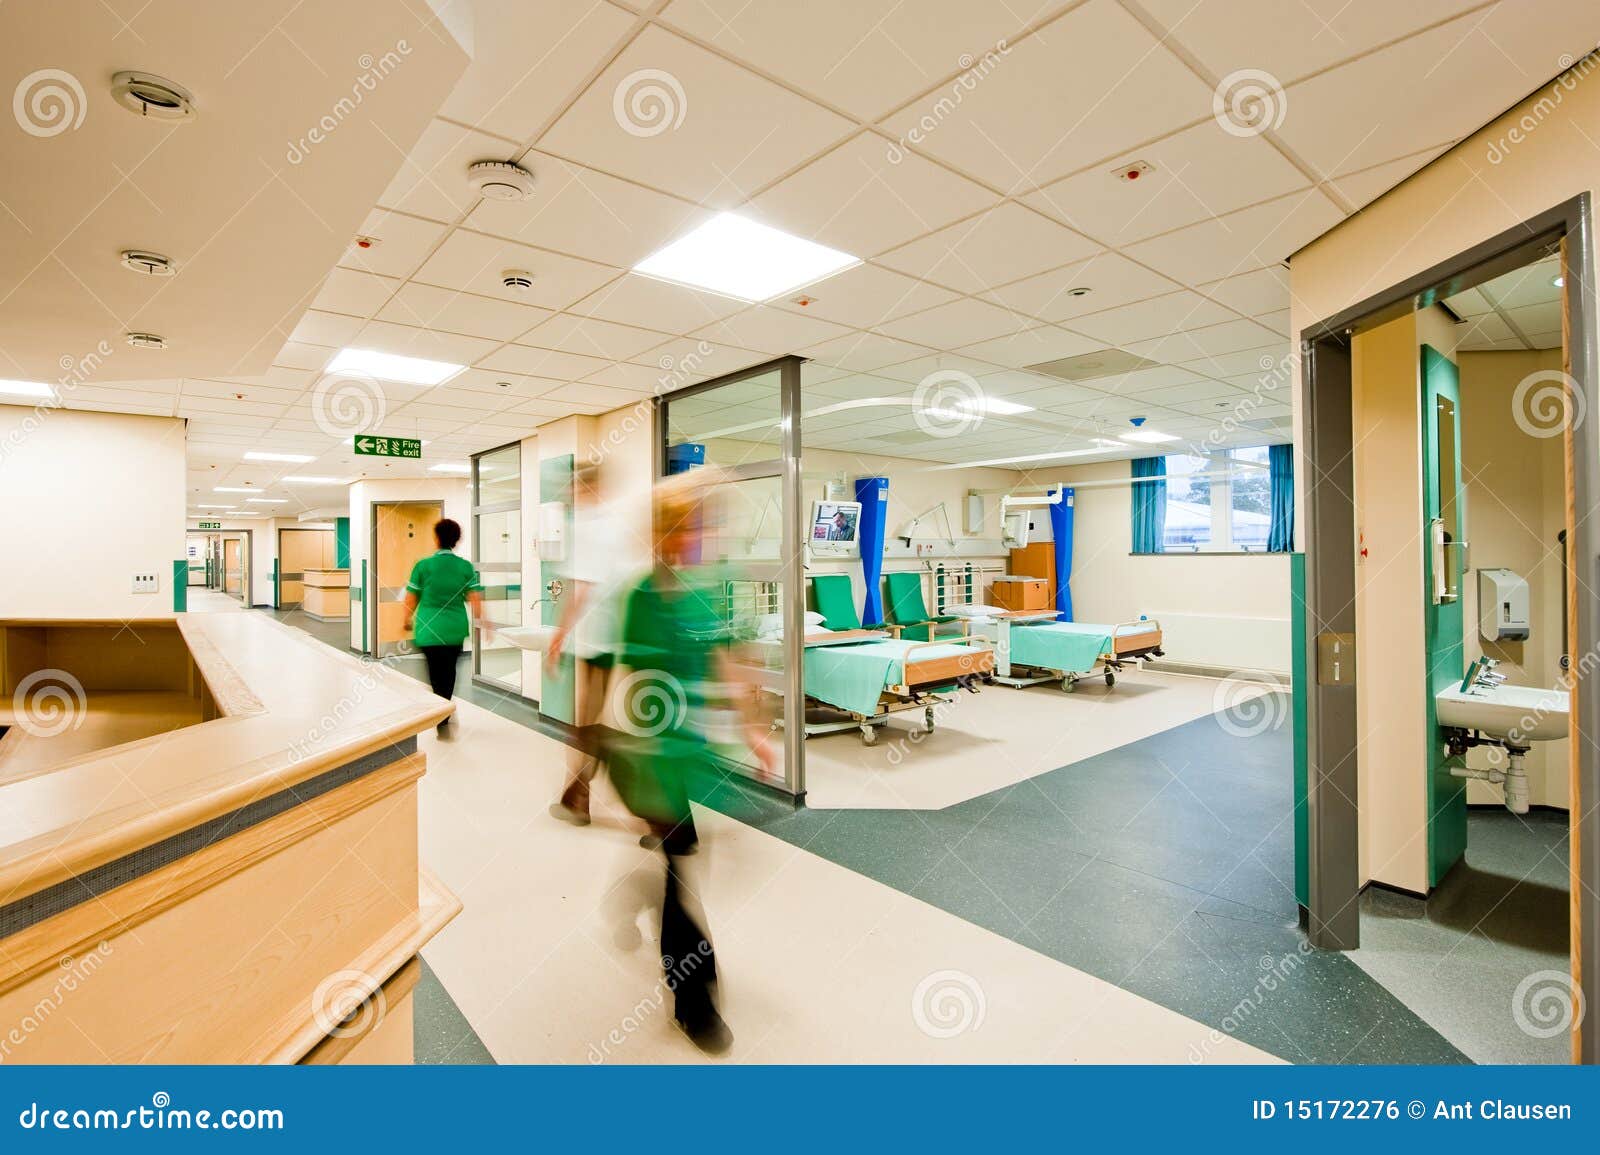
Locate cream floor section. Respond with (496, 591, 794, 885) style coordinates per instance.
(801, 667, 1270, 810)
(415, 694, 1277, 1065)
(187, 589, 246, 612)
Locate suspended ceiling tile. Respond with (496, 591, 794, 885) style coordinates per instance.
(521, 313, 672, 360)
(313, 268, 402, 318)
(413, 228, 619, 309)
(877, 202, 1101, 294)
(880, 0, 1214, 194)
(1066, 290, 1236, 346)
(953, 323, 1102, 368)
(986, 251, 1180, 324)
(691, 306, 853, 355)
(338, 210, 450, 279)
(748, 132, 999, 258)
(569, 271, 748, 331)
(1123, 190, 1341, 284)
(378, 282, 556, 341)
(538, 24, 854, 208)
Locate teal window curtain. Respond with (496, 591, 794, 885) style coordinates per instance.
(1267, 443, 1294, 553)
(1130, 456, 1166, 554)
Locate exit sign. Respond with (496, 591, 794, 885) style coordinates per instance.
(354, 435, 423, 459)
(196, 520, 222, 530)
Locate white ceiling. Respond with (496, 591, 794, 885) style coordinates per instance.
(7, 0, 1596, 516)
(1444, 253, 1564, 352)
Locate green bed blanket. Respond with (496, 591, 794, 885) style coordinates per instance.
(1006, 622, 1112, 674)
(804, 639, 977, 717)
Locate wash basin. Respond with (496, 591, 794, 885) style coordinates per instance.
(1435, 683, 1568, 744)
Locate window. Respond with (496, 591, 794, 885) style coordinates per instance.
(1156, 447, 1274, 553)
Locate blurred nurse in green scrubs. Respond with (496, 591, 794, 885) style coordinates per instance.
(403, 518, 490, 735)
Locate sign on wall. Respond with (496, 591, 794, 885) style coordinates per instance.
(354, 435, 423, 459)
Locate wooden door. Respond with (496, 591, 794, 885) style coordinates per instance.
(223, 538, 243, 598)
(278, 529, 333, 607)
(375, 503, 442, 654)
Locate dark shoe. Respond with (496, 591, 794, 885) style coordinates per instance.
(550, 802, 591, 827)
(675, 1008, 733, 1056)
(640, 833, 697, 855)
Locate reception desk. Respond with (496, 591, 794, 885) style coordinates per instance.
(0, 614, 457, 1064)
(302, 568, 351, 621)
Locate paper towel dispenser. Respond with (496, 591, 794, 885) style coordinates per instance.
(1478, 567, 1529, 641)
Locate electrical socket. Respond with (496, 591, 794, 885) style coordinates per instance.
(132, 572, 160, 594)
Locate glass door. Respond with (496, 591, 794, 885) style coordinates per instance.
(472, 443, 524, 695)
(658, 357, 804, 796)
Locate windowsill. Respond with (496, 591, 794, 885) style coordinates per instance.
(1130, 550, 1287, 557)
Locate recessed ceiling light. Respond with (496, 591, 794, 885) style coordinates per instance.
(428, 463, 471, 474)
(111, 71, 196, 120)
(243, 451, 314, 463)
(326, 347, 464, 386)
(0, 379, 54, 399)
(282, 475, 348, 485)
(195, 503, 235, 509)
(633, 212, 859, 302)
(214, 486, 256, 493)
(246, 498, 288, 504)
(468, 160, 535, 201)
(1120, 429, 1179, 443)
(1553, 274, 1565, 288)
(928, 397, 1035, 420)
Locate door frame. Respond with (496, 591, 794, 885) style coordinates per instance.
(653, 354, 806, 799)
(218, 531, 252, 604)
(369, 500, 445, 659)
(275, 526, 330, 611)
(1299, 194, 1597, 1063)
(470, 440, 528, 701)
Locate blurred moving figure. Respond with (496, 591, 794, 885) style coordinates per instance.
(403, 518, 489, 735)
(606, 468, 777, 1055)
(548, 464, 637, 826)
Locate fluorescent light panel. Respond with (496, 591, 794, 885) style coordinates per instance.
(246, 498, 288, 504)
(632, 212, 859, 302)
(929, 397, 1035, 421)
(1120, 430, 1179, 443)
(0, 379, 54, 399)
(282, 475, 348, 485)
(327, 347, 464, 386)
(195, 504, 235, 509)
(428, 463, 471, 474)
(214, 486, 257, 493)
(243, 452, 314, 463)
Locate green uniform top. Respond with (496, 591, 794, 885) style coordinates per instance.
(405, 550, 483, 646)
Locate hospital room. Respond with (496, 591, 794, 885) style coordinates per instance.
(660, 360, 1296, 813)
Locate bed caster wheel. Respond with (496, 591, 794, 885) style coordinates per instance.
(1105, 670, 1115, 687)
(1060, 677, 1076, 693)
(860, 723, 877, 746)
(924, 705, 936, 732)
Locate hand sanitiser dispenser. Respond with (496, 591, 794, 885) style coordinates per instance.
(1478, 567, 1530, 641)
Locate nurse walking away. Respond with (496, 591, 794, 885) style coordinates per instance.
(403, 518, 491, 734)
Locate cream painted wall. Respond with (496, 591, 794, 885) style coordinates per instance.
(1, 405, 185, 618)
(1290, 65, 1597, 890)
(1045, 459, 1292, 673)
(346, 477, 472, 652)
(1459, 348, 1570, 808)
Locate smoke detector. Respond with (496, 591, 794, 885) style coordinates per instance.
(468, 160, 535, 201)
(119, 249, 177, 276)
(501, 269, 535, 293)
(125, 332, 167, 349)
(110, 72, 196, 120)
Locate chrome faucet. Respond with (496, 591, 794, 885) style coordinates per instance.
(1474, 659, 1506, 689)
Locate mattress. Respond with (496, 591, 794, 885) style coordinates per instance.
(804, 640, 979, 716)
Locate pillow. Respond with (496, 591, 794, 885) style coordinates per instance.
(804, 610, 826, 627)
(947, 603, 1006, 619)
(755, 612, 784, 637)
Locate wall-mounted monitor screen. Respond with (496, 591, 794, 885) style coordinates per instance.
(809, 500, 861, 558)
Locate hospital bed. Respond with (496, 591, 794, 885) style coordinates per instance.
(757, 626, 995, 745)
(964, 610, 1164, 691)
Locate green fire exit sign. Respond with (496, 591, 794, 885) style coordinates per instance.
(354, 435, 423, 459)
(196, 520, 222, 530)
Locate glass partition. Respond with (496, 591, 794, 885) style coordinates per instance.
(658, 359, 803, 796)
(472, 443, 523, 695)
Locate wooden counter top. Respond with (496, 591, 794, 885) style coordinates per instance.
(0, 613, 449, 909)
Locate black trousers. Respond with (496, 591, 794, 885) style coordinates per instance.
(660, 854, 716, 1026)
(420, 643, 462, 702)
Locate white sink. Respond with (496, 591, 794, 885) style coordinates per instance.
(1436, 683, 1569, 744)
